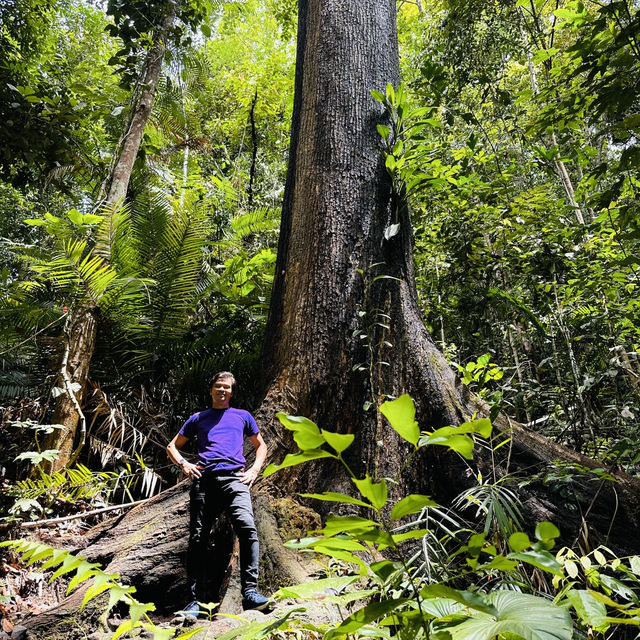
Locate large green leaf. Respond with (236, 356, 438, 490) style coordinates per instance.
(419, 431, 474, 459)
(319, 515, 379, 537)
(67, 209, 83, 225)
(509, 532, 532, 552)
(263, 449, 334, 477)
(358, 528, 396, 549)
(509, 550, 564, 576)
(424, 419, 492, 439)
(299, 491, 371, 509)
(535, 522, 560, 542)
(390, 494, 439, 521)
(566, 590, 607, 630)
(380, 395, 420, 445)
(277, 413, 325, 450)
(421, 585, 498, 617)
(418, 420, 493, 458)
(274, 576, 358, 600)
(352, 475, 388, 510)
(370, 560, 402, 582)
(392, 529, 430, 544)
(439, 590, 573, 640)
(308, 537, 368, 553)
(322, 430, 354, 454)
(325, 598, 410, 639)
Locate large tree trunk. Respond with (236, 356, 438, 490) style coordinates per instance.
(254, 0, 640, 556)
(259, 0, 478, 495)
(43, 14, 173, 471)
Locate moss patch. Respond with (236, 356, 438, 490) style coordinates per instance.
(272, 498, 321, 541)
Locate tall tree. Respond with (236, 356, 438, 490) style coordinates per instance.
(43, 0, 179, 471)
(258, 0, 459, 482)
(252, 0, 640, 586)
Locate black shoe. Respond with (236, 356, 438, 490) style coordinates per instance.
(181, 600, 201, 619)
(242, 589, 272, 611)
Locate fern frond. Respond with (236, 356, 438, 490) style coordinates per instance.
(0, 540, 204, 640)
(229, 207, 280, 240)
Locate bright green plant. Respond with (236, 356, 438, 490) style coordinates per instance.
(457, 354, 506, 419)
(260, 397, 569, 638)
(0, 539, 203, 640)
(4, 419, 155, 522)
(5, 463, 140, 521)
(390, 0, 640, 457)
(453, 475, 524, 540)
(458, 354, 504, 392)
(255, 395, 640, 639)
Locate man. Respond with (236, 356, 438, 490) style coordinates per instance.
(167, 371, 270, 615)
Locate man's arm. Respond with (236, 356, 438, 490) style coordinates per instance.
(240, 433, 268, 487)
(167, 433, 202, 481)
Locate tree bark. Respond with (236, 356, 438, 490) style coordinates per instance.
(43, 307, 97, 473)
(102, 11, 173, 208)
(259, 0, 467, 500)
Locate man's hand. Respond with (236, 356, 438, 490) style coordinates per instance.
(240, 467, 259, 487)
(182, 461, 203, 481)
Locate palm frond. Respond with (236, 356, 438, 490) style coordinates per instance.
(229, 207, 280, 241)
(453, 480, 524, 538)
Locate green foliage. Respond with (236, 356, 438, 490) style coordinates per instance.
(254, 396, 640, 638)
(105, 0, 212, 89)
(0, 0, 126, 186)
(379, 9, 640, 457)
(6, 463, 138, 519)
(0, 539, 203, 640)
(0, 0, 293, 537)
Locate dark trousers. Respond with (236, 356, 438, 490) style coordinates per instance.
(187, 473, 259, 601)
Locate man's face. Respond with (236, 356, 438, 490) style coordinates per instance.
(211, 377, 233, 408)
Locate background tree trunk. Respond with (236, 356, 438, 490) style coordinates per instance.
(43, 13, 173, 471)
(43, 307, 97, 472)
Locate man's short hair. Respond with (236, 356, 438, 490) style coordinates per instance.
(209, 371, 236, 394)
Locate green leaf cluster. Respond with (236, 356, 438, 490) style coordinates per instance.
(0, 539, 202, 640)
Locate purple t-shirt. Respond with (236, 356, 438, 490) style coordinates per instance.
(179, 407, 260, 473)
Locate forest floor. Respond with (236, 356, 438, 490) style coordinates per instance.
(0, 516, 285, 640)
(2, 521, 85, 630)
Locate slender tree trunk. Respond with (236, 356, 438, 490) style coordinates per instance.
(248, 89, 259, 209)
(518, 17, 585, 225)
(434, 257, 446, 349)
(43, 13, 174, 471)
(43, 307, 98, 472)
(103, 12, 174, 208)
